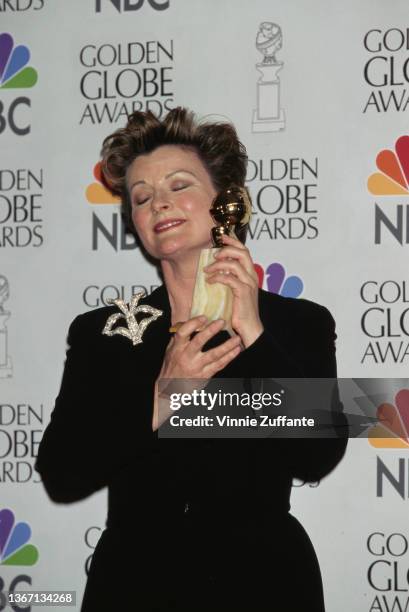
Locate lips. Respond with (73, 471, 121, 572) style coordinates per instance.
(153, 218, 186, 233)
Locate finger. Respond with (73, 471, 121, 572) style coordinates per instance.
(173, 315, 208, 341)
(204, 343, 242, 376)
(214, 245, 256, 278)
(206, 272, 255, 295)
(200, 334, 241, 366)
(220, 234, 247, 249)
(189, 318, 226, 352)
(216, 245, 249, 259)
(204, 260, 256, 285)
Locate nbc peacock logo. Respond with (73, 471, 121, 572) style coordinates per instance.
(367, 136, 409, 244)
(86, 162, 120, 205)
(368, 136, 409, 196)
(0, 508, 39, 566)
(0, 32, 38, 135)
(254, 262, 303, 298)
(0, 32, 38, 89)
(369, 389, 409, 449)
(86, 162, 138, 251)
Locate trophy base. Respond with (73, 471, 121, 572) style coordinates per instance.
(0, 357, 12, 378)
(190, 248, 234, 336)
(252, 108, 285, 132)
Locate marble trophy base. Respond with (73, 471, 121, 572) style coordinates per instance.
(190, 248, 234, 336)
(252, 108, 285, 132)
(252, 62, 285, 132)
(0, 318, 12, 377)
(0, 357, 12, 378)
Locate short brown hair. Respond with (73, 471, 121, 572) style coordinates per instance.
(101, 107, 248, 234)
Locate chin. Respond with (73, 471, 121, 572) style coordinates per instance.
(155, 238, 189, 259)
(148, 233, 213, 261)
(162, 241, 212, 262)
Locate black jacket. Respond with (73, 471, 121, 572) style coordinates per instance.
(35, 286, 347, 611)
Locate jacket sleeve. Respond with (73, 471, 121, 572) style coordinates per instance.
(285, 305, 348, 482)
(35, 314, 154, 503)
(238, 303, 348, 483)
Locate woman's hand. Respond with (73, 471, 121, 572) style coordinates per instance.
(152, 315, 242, 431)
(204, 233, 264, 348)
(160, 315, 242, 380)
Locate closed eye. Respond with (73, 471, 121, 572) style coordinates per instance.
(133, 195, 151, 206)
(172, 182, 189, 191)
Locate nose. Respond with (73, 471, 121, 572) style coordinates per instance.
(151, 189, 172, 214)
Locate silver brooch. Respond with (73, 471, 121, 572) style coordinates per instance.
(102, 291, 163, 346)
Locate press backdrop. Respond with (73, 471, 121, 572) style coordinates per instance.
(2, 1, 409, 610)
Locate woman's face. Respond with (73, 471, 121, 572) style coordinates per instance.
(127, 145, 217, 261)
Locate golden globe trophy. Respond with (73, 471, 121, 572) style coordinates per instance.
(189, 186, 252, 335)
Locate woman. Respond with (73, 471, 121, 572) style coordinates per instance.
(35, 107, 347, 611)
